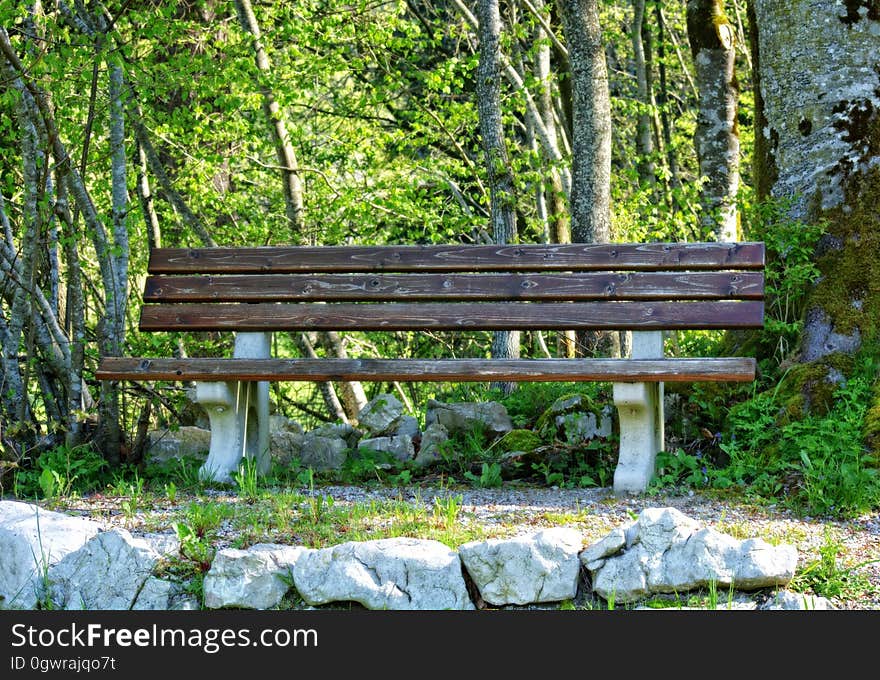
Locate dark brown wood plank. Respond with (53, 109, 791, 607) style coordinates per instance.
(144, 272, 765, 302)
(139, 301, 765, 332)
(148, 242, 765, 274)
(96, 357, 756, 383)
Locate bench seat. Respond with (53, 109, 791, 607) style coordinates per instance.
(96, 357, 756, 383)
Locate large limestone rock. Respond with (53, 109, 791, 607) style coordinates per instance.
(359, 435, 415, 462)
(147, 426, 211, 464)
(357, 393, 405, 436)
(203, 544, 304, 610)
(270, 430, 304, 466)
(413, 423, 449, 468)
(0, 501, 101, 610)
(298, 434, 348, 471)
(292, 538, 475, 610)
(582, 507, 798, 604)
(48, 529, 164, 610)
(425, 400, 513, 438)
(459, 528, 584, 606)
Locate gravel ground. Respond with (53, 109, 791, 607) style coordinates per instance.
(50, 482, 880, 610)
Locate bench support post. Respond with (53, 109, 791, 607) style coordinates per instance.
(612, 331, 665, 495)
(195, 333, 271, 483)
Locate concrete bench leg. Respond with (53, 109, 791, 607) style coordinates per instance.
(196, 333, 271, 483)
(612, 331, 665, 495)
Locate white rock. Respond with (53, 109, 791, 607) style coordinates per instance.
(760, 590, 834, 610)
(203, 544, 303, 610)
(132, 578, 177, 610)
(0, 501, 100, 610)
(359, 435, 415, 462)
(356, 393, 404, 436)
(48, 529, 162, 610)
(293, 538, 474, 610)
(587, 508, 799, 604)
(425, 400, 513, 437)
(459, 528, 584, 606)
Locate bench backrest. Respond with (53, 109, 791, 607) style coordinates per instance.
(139, 243, 765, 333)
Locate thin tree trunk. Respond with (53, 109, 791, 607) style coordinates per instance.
(452, 0, 572, 198)
(557, 0, 612, 245)
(97, 62, 129, 464)
(558, 0, 616, 357)
(0, 192, 29, 449)
(655, 3, 681, 192)
(53, 177, 85, 448)
(687, 0, 740, 242)
(233, 0, 306, 243)
(532, 0, 570, 246)
(137, 141, 162, 249)
(631, 0, 656, 185)
(476, 0, 521, 393)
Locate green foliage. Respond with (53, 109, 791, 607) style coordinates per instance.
(653, 353, 880, 518)
(790, 527, 879, 601)
(233, 456, 262, 502)
(744, 198, 827, 366)
(13, 445, 108, 500)
(464, 462, 503, 488)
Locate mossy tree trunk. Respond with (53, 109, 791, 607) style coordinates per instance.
(749, 0, 880, 447)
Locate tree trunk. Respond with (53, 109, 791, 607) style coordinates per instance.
(631, 0, 655, 186)
(558, 0, 616, 357)
(476, 0, 520, 394)
(557, 0, 612, 245)
(687, 0, 740, 242)
(655, 3, 681, 193)
(749, 1, 880, 438)
(452, 0, 572, 198)
(233, 0, 306, 243)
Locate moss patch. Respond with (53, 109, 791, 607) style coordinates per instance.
(807, 162, 880, 345)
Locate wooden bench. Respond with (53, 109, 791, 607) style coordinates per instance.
(96, 242, 765, 493)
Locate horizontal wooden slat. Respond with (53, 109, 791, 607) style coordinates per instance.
(138, 301, 765, 332)
(143, 271, 764, 303)
(148, 242, 765, 274)
(96, 357, 756, 383)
